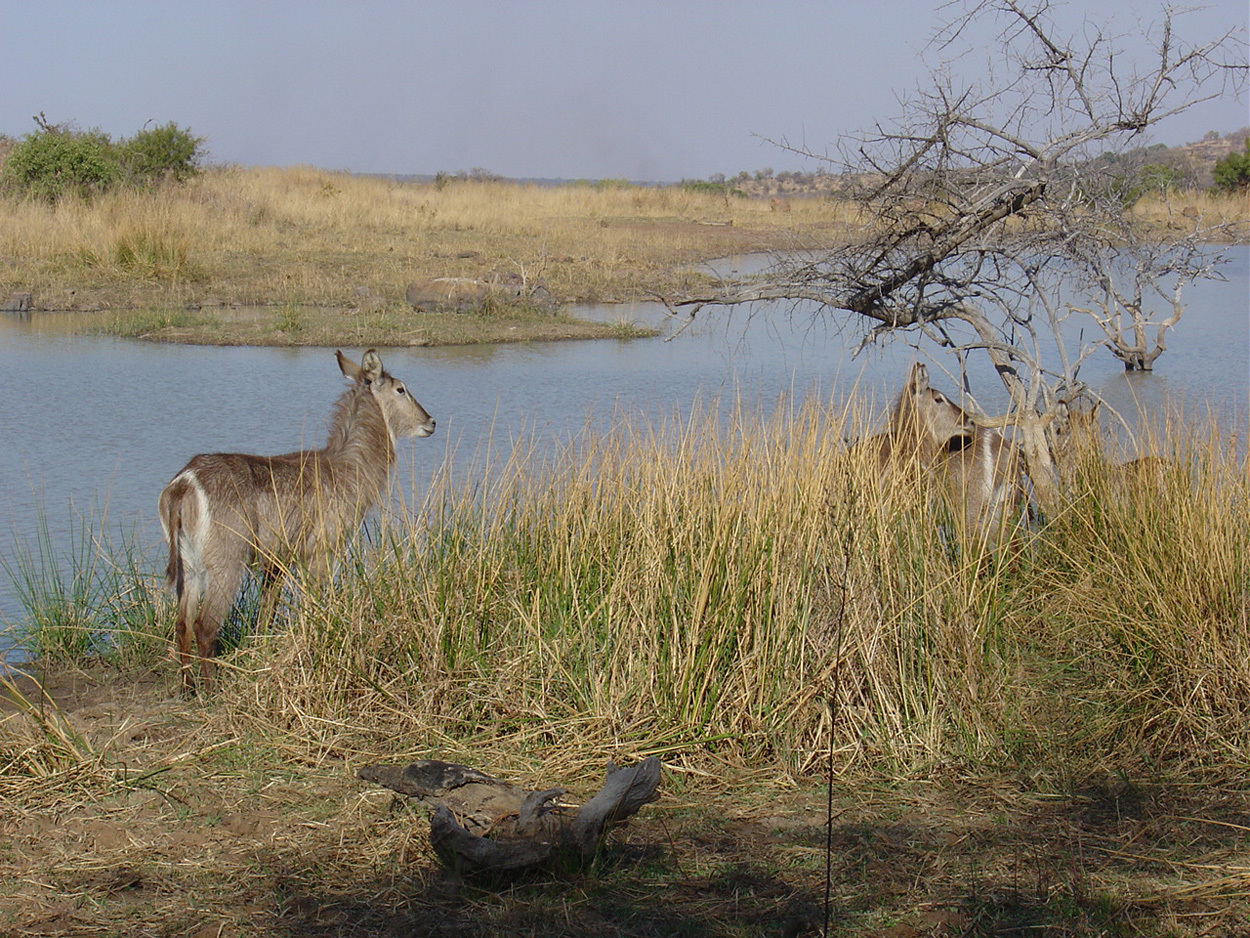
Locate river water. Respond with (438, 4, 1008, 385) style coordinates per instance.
(1, 248, 1247, 638)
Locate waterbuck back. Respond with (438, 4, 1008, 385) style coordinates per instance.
(158, 349, 435, 693)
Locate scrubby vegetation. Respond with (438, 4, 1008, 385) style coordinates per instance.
(1, 114, 204, 203)
(1214, 136, 1250, 192)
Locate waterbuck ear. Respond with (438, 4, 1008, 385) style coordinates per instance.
(360, 349, 384, 383)
(906, 362, 930, 393)
(337, 350, 365, 382)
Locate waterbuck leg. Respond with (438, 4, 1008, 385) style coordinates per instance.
(175, 589, 199, 694)
(255, 562, 285, 631)
(194, 566, 243, 692)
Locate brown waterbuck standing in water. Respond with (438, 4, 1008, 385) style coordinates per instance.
(158, 349, 435, 693)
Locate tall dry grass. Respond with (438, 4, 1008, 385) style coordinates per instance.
(1030, 418, 1250, 770)
(1131, 186, 1250, 230)
(3, 165, 1243, 314)
(183, 396, 1249, 784)
(0, 166, 860, 311)
(3, 392, 1246, 786)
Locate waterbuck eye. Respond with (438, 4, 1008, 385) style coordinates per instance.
(396, 386, 406, 395)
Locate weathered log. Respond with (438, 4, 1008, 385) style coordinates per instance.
(358, 757, 662, 875)
(570, 757, 663, 862)
(356, 760, 527, 833)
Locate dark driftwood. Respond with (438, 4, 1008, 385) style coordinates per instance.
(358, 757, 662, 874)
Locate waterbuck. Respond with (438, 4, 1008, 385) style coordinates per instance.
(937, 421, 1028, 547)
(1053, 400, 1171, 494)
(852, 363, 1026, 545)
(853, 362, 977, 472)
(158, 349, 435, 693)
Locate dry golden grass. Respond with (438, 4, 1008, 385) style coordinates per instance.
(2, 166, 1243, 326)
(147, 398, 1240, 789)
(1131, 186, 1250, 230)
(0, 166, 860, 313)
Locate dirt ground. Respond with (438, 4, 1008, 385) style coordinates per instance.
(2, 664, 1248, 937)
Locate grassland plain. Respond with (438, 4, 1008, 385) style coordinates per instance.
(2, 393, 1247, 937)
(3, 165, 1242, 349)
(0, 166, 863, 348)
(2, 170, 1249, 935)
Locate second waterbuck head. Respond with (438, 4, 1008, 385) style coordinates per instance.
(158, 349, 435, 693)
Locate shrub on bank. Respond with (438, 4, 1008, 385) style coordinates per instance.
(118, 121, 205, 186)
(1213, 137, 1250, 192)
(0, 115, 204, 203)
(1, 123, 119, 202)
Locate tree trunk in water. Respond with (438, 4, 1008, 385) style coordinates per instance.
(1018, 418, 1061, 514)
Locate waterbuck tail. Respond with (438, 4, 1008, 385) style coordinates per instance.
(158, 477, 188, 597)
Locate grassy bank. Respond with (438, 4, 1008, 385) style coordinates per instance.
(3, 394, 1247, 934)
(0, 166, 856, 317)
(4, 165, 1242, 327)
(96, 301, 659, 347)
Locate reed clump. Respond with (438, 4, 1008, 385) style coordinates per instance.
(4, 397, 1245, 786)
(1027, 419, 1250, 768)
(187, 398, 1248, 784)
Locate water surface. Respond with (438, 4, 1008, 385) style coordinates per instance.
(2, 247, 1246, 635)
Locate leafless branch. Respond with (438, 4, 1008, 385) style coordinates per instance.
(661, 0, 1246, 507)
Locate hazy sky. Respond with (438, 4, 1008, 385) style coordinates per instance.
(3, 1, 1247, 182)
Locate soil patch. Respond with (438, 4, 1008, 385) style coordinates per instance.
(2, 664, 1247, 937)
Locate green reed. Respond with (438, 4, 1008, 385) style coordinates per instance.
(2, 506, 165, 667)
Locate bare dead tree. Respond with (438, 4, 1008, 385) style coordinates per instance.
(1063, 206, 1232, 373)
(665, 0, 1247, 509)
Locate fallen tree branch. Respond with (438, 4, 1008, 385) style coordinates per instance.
(359, 756, 662, 875)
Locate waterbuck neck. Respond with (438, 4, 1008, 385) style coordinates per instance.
(888, 401, 943, 462)
(323, 383, 396, 480)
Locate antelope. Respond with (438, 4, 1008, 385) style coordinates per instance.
(851, 363, 1026, 545)
(1053, 401, 1171, 493)
(158, 349, 435, 693)
(853, 362, 977, 472)
(937, 420, 1028, 546)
